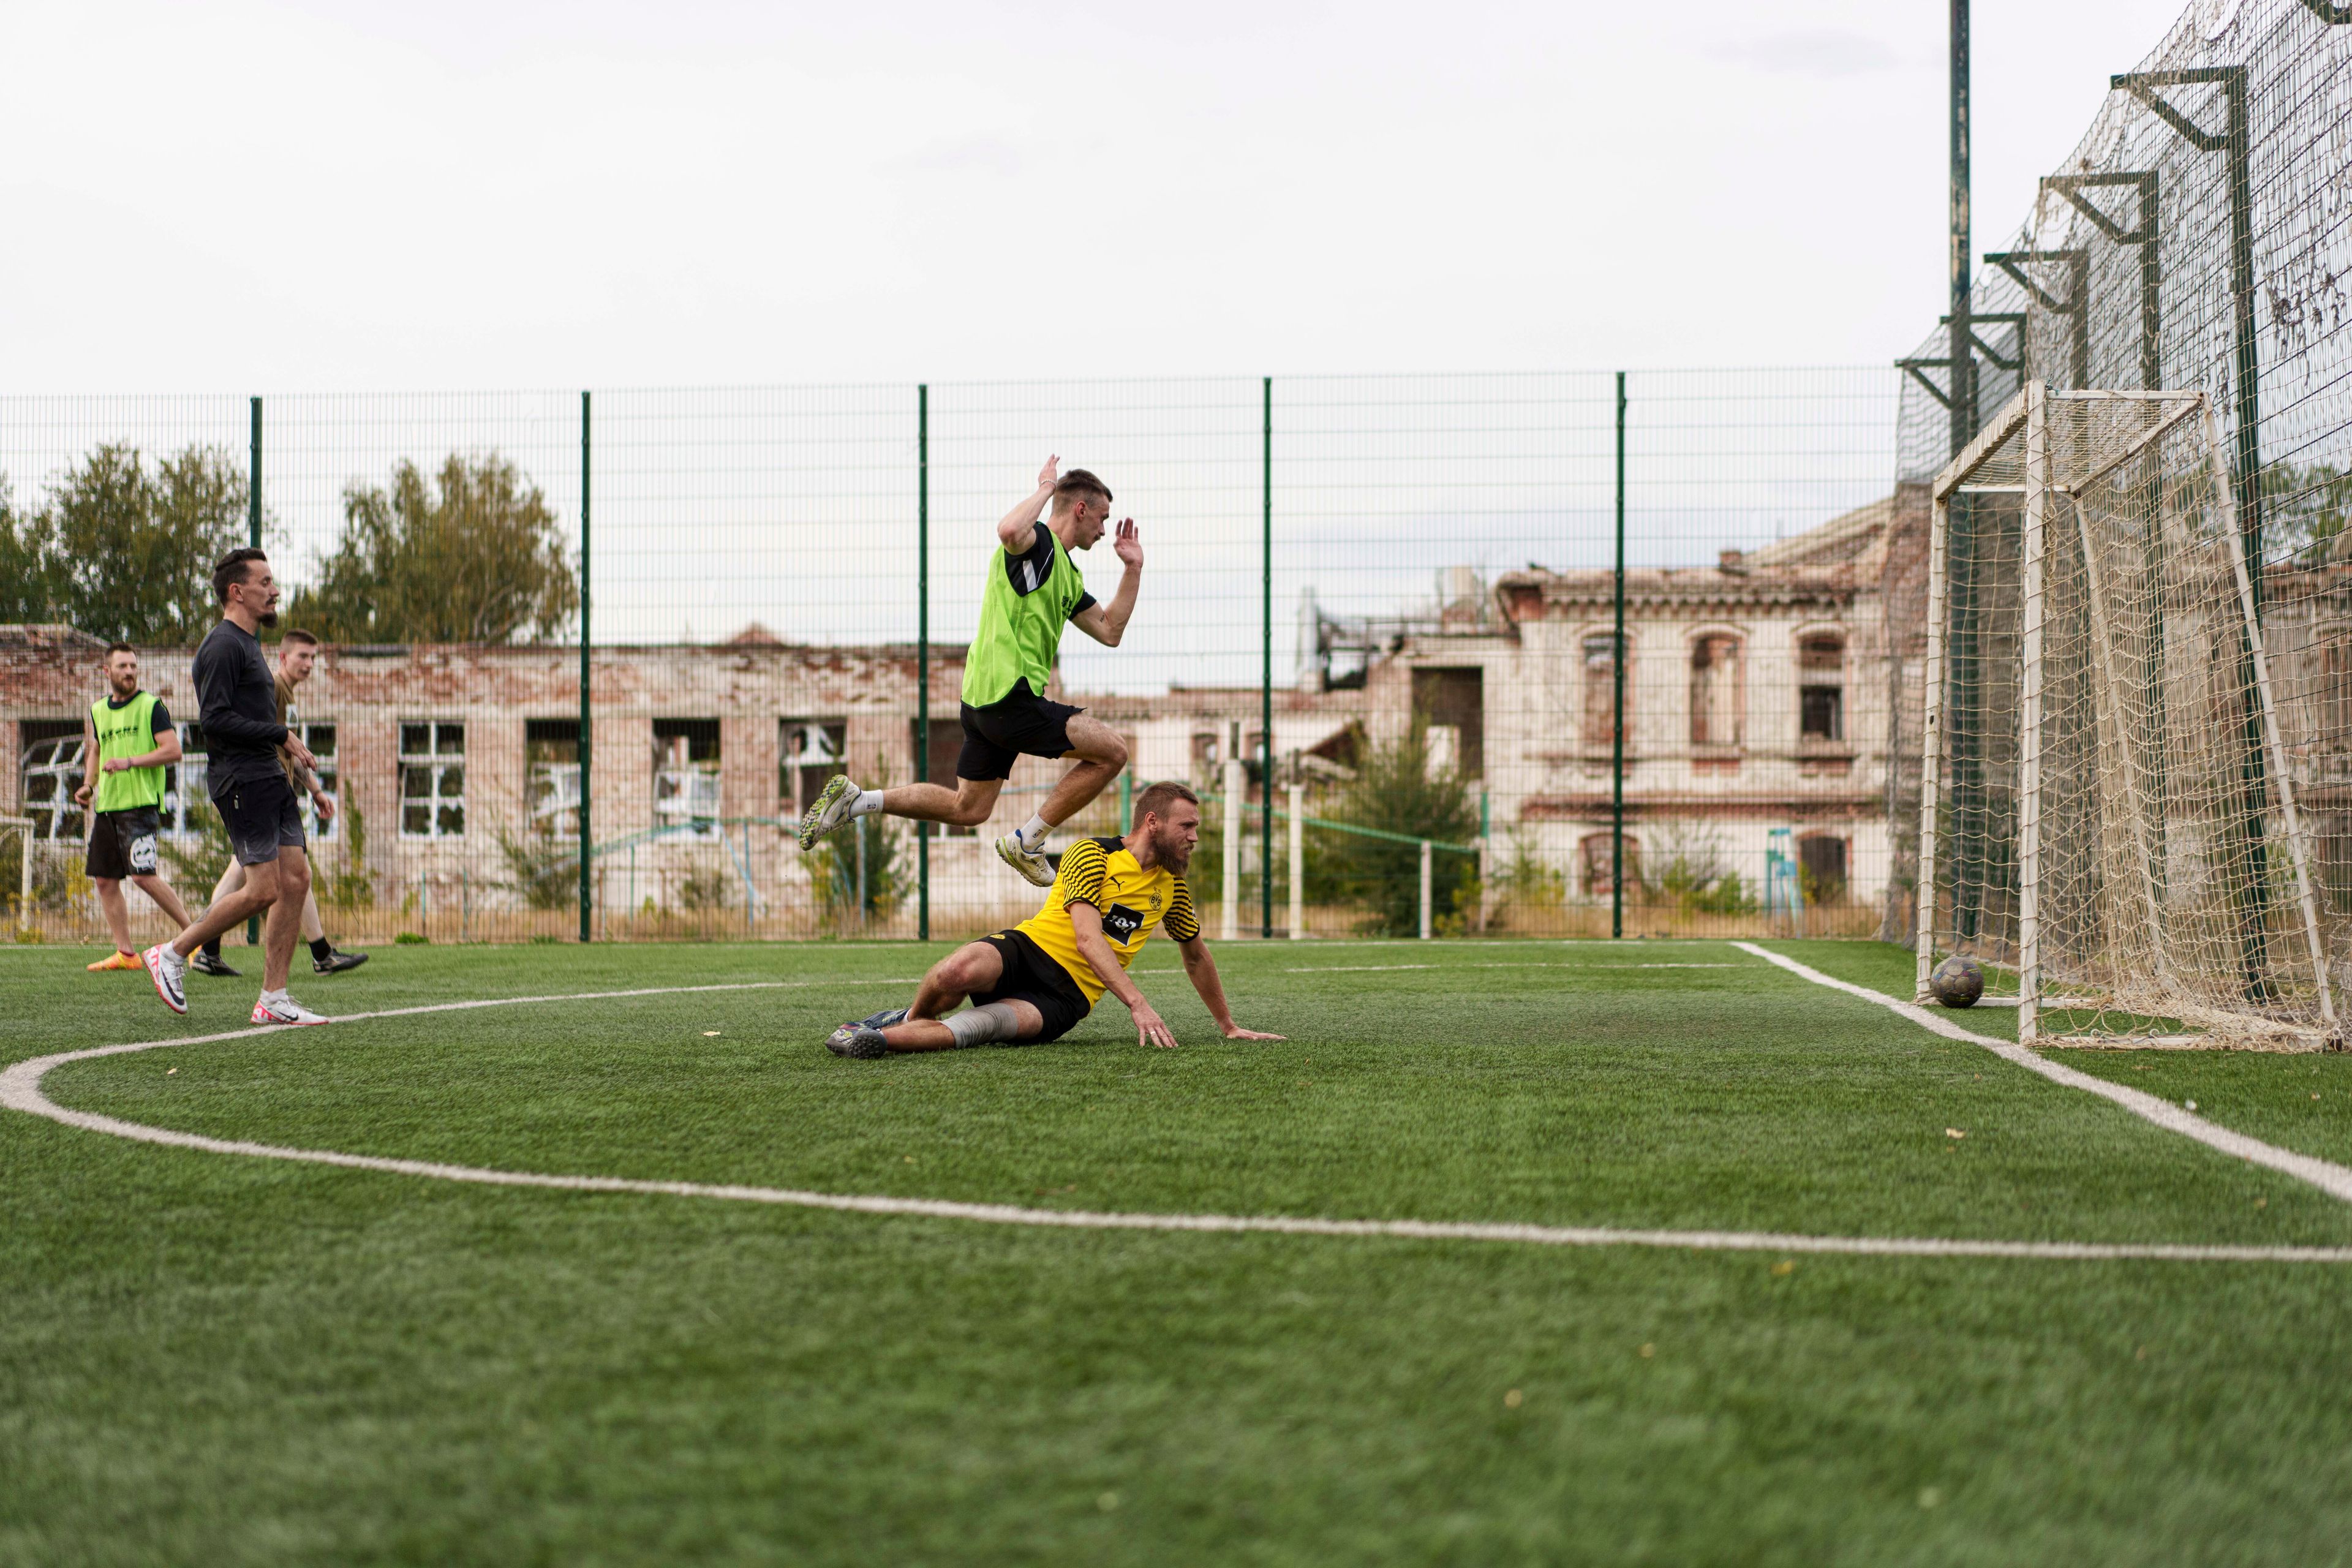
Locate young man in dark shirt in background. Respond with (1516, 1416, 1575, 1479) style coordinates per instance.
(142, 548, 330, 1025)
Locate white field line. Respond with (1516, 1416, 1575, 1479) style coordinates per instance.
(1278, 962, 1738, 974)
(1733, 942, 2352, 1204)
(8, 976, 2352, 1264)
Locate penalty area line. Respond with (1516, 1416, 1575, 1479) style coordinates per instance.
(1733, 942, 2352, 1205)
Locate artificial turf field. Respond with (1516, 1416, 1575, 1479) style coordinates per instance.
(7, 937, 2352, 1566)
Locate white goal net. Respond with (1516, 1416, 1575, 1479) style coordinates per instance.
(1916, 383, 2336, 1049)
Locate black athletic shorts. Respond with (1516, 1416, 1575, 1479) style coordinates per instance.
(972, 929, 1094, 1045)
(85, 806, 161, 880)
(958, 679, 1084, 782)
(213, 774, 306, 867)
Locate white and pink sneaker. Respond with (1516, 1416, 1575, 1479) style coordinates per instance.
(252, 992, 330, 1027)
(143, 944, 187, 1014)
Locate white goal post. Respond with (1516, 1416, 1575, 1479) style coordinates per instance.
(1914, 382, 2336, 1048)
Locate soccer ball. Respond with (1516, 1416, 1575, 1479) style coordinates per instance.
(1929, 954, 1985, 1008)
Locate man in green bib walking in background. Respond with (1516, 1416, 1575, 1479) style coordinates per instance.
(74, 643, 195, 971)
(798, 456, 1142, 886)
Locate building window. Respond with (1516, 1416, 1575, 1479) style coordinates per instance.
(1411, 666, 1485, 778)
(1800, 633, 1845, 742)
(1690, 634, 1744, 747)
(1582, 635, 1619, 746)
(782, 719, 847, 818)
(290, 722, 337, 840)
(400, 722, 466, 838)
(1579, 831, 1642, 896)
(526, 719, 581, 838)
(1798, 834, 1849, 905)
(654, 718, 721, 836)
(17, 720, 83, 842)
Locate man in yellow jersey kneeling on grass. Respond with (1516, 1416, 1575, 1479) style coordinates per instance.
(824, 781, 1283, 1057)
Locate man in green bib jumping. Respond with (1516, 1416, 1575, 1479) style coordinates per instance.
(798, 456, 1142, 886)
(74, 643, 195, 971)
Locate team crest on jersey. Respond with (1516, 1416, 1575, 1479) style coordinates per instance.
(1147, 891, 1160, 910)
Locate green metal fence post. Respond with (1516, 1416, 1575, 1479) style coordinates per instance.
(246, 396, 262, 952)
(917, 382, 930, 943)
(578, 390, 593, 943)
(1611, 371, 1626, 940)
(1261, 375, 1273, 940)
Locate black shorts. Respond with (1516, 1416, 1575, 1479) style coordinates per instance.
(86, 806, 161, 880)
(973, 929, 1094, 1045)
(213, 774, 306, 867)
(958, 679, 1084, 782)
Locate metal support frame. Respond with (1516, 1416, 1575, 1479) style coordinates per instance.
(2041, 172, 2161, 390)
(1261, 375, 1273, 940)
(246, 398, 263, 952)
(578, 391, 593, 942)
(916, 383, 930, 943)
(2114, 64, 2272, 984)
(1984, 249, 2089, 386)
(1611, 370, 1626, 940)
(1949, 0, 1973, 455)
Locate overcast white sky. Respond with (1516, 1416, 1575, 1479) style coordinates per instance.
(0, 0, 2193, 391)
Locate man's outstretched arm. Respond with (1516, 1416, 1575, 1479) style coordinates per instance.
(1176, 934, 1285, 1042)
(1071, 519, 1143, 647)
(1069, 901, 1181, 1049)
(997, 455, 1060, 554)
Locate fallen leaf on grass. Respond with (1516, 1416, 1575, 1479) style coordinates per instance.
(1945, 1128, 1966, 1139)
(702, 1031, 721, 1037)
(165, 1068, 176, 1076)
(1504, 1389, 1523, 1408)
(1771, 1261, 1795, 1276)
(1638, 1343, 1655, 1359)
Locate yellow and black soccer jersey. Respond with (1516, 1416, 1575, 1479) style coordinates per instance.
(1016, 835, 1200, 1005)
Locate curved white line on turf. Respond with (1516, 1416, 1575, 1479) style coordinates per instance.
(7, 976, 2352, 1264)
(1733, 942, 2352, 1204)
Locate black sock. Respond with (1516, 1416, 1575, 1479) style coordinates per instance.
(309, 938, 334, 963)
(202, 937, 221, 959)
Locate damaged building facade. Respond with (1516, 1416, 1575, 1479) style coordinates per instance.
(2, 492, 1926, 940)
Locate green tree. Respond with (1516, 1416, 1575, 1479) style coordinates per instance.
(292, 453, 578, 644)
(806, 752, 909, 927)
(3, 445, 249, 643)
(2266, 461, 2352, 562)
(0, 478, 66, 624)
(1308, 722, 1482, 937)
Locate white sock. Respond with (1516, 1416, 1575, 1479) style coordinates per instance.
(849, 789, 886, 818)
(1017, 812, 1050, 851)
(260, 988, 287, 1005)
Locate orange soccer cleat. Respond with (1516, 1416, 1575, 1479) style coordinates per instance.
(87, 949, 144, 972)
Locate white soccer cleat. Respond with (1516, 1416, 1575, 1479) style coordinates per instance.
(797, 774, 859, 851)
(252, 993, 331, 1027)
(995, 834, 1055, 888)
(143, 943, 187, 1015)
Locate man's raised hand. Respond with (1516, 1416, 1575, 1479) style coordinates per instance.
(1038, 455, 1060, 491)
(1113, 518, 1143, 571)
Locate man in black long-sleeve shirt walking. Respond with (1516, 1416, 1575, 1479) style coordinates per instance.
(143, 548, 330, 1025)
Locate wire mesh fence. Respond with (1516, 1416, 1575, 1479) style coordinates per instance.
(1900, 0, 2352, 1023)
(2, 367, 1897, 948)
